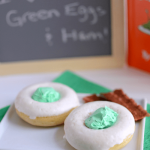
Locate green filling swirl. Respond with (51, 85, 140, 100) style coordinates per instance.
(32, 87, 60, 103)
(85, 106, 118, 129)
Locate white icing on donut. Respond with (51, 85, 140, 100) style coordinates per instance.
(15, 82, 80, 119)
(64, 101, 135, 150)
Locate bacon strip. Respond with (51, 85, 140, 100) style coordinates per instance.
(83, 89, 149, 121)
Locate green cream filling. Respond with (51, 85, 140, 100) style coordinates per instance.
(31, 87, 60, 103)
(85, 106, 118, 129)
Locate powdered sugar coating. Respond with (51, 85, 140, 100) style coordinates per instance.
(64, 101, 135, 150)
(15, 82, 80, 119)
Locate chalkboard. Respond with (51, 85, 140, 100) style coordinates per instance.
(0, 0, 125, 75)
(0, 0, 111, 62)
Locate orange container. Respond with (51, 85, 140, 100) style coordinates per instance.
(128, 0, 150, 73)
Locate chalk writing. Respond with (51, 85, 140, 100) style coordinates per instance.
(1, 0, 111, 62)
(61, 28, 108, 43)
(45, 27, 53, 46)
(6, 9, 61, 27)
(0, 0, 11, 5)
(0, 0, 36, 5)
(5, 2, 107, 27)
(65, 2, 106, 24)
(27, 0, 35, 3)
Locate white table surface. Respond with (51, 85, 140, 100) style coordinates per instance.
(1, 67, 150, 109)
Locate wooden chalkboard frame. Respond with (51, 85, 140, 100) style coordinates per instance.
(0, 0, 125, 75)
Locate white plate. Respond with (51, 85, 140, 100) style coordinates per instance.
(0, 94, 147, 150)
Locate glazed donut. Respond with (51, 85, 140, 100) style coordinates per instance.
(15, 82, 80, 126)
(64, 101, 135, 150)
